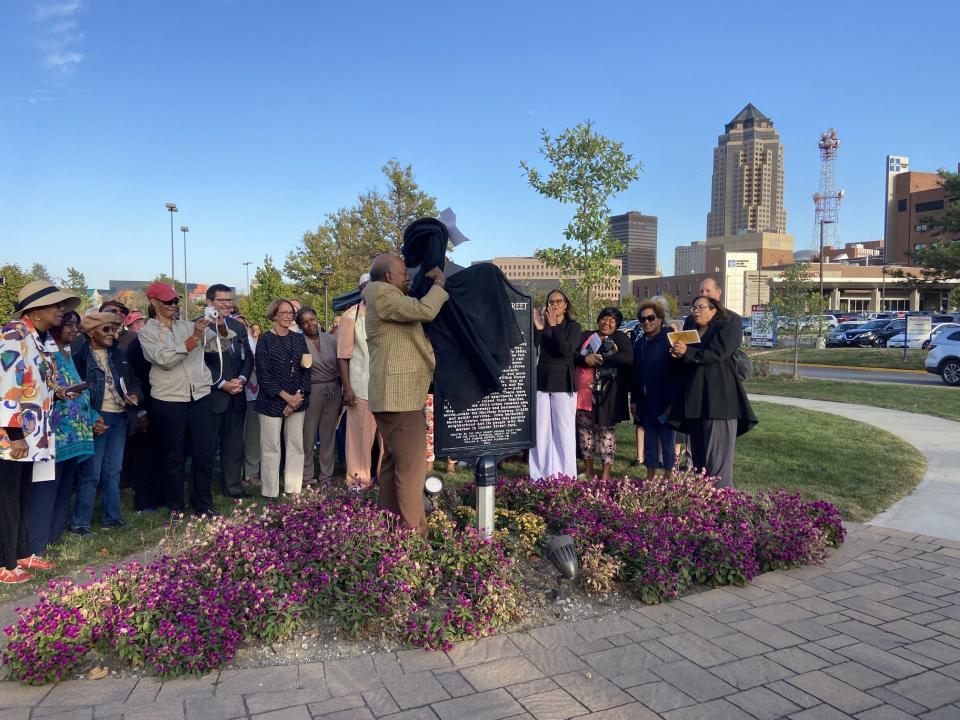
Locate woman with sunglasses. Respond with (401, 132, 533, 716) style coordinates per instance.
(72, 311, 140, 532)
(668, 295, 757, 487)
(139, 282, 234, 517)
(631, 300, 678, 482)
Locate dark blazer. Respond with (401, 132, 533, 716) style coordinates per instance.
(631, 328, 678, 426)
(669, 319, 758, 436)
(203, 317, 253, 414)
(534, 318, 582, 393)
(73, 341, 141, 416)
(574, 329, 633, 427)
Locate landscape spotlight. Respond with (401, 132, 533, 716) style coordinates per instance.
(545, 535, 579, 601)
(424, 475, 443, 497)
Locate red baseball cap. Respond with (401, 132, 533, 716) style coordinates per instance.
(145, 283, 179, 302)
(124, 311, 145, 327)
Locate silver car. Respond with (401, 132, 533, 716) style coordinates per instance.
(925, 327, 960, 386)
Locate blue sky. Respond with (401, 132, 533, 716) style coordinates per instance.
(2, 0, 958, 293)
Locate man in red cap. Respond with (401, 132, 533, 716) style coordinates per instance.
(138, 282, 234, 516)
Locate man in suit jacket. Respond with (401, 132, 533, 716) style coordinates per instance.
(203, 284, 254, 498)
(362, 254, 448, 537)
(682, 278, 743, 338)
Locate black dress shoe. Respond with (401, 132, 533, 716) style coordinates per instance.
(227, 491, 251, 499)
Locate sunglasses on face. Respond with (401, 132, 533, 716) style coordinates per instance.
(639, 315, 658, 322)
(158, 298, 179, 306)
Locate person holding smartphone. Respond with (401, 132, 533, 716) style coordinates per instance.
(139, 282, 233, 517)
(72, 311, 141, 532)
(24, 310, 94, 554)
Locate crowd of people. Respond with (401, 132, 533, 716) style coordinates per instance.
(531, 277, 757, 489)
(0, 264, 754, 586)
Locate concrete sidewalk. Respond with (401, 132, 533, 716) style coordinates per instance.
(7, 524, 960, 718)
(749, 394, 960, 541)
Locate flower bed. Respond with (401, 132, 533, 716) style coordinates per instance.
(2, 491, 526, 685)
(3, 472, 844, 686)
(464, 470, 845, 605)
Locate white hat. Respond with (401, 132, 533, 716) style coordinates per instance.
(359, 272, 371, 285)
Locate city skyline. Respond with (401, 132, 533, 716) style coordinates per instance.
(1, 1, 958, 291)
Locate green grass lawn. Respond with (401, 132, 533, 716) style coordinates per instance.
(3, 400, 926, 603)
(756, 347, 927, 371)
(443, 403, 925, 524)
(747, 375, 960, 422)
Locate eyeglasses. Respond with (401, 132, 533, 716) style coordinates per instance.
(639, 315, 658, 322)
(691, 304, 713, 311)
(547, 299, 566, 305)
(158, 298, 179, 306)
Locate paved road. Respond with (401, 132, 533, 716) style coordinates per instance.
(768, 362, 946, 386)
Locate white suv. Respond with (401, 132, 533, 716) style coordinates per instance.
(925, 327, 960, 386)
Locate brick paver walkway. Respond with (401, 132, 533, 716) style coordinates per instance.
(5, 522, 960, 718)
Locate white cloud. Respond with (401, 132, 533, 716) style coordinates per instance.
(33, 1, 86, 75)
(33, 0, 84, 22)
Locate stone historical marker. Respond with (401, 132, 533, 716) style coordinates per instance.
(434, 279, 536, 460)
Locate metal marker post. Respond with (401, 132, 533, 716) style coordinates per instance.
(475, 455, 497, 540)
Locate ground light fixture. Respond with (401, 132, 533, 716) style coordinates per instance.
(424, 475, 443, 514)
(545, 535, 579, 601)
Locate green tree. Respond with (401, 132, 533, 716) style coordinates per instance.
(619, 294, 638, 323)
(237, 256, 289, 328)
(285, 160, 438, 321)
(0, 263, 34, 321)
(30, 263, 52, 281)
(949, 285, 960, 312)
(63, 267, 91, 313)
(772, 264, 824, 378)
(521, 120, 641, 319)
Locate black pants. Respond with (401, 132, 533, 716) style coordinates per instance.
(0, 460, 32, 571)
(152, 395, 214, 514)
(212, 405, 245, 496)
(129, 419, 165, 511)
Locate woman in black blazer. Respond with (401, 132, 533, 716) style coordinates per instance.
(529, 289, 582, 480)
(669, 296, 757, 487)
(573, 307, 633, 481)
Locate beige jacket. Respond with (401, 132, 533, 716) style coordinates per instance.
(139, 319, 235, 402)
(362, 281, 448, 413)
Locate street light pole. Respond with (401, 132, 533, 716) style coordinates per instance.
(319, 265, 333, 331)
(818, 219, 834, 347)
(165, 203, 178, 283)
(881, 265, 887, 312)
(180, 226, 190, 304)
(243, 261, 252, 297)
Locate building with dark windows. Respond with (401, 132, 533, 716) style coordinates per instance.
(886, 166, 957, 266)
(609, 211, 657, 276)
(674, 241, 706, 275)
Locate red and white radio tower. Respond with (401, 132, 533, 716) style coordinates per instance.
(812, 128, 845, 257)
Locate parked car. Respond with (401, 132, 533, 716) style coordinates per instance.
(888, 322, 960, 349)
(621, 319, 639, 342)
(925, 322, 960, 349)
(840, 319, 905, 347)
(826, 321, 865, 347)
(925, 327, 960, 386)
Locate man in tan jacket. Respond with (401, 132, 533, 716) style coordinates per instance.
(362, 254, 448, 537)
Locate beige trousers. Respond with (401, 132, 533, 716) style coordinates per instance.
(345, 398, 381, 487)
(259, 411, 306, 497)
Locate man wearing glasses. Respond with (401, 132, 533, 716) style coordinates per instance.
(138, 282, 234, 517)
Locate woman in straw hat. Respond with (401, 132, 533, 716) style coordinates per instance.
(0, 281, 80, 584)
